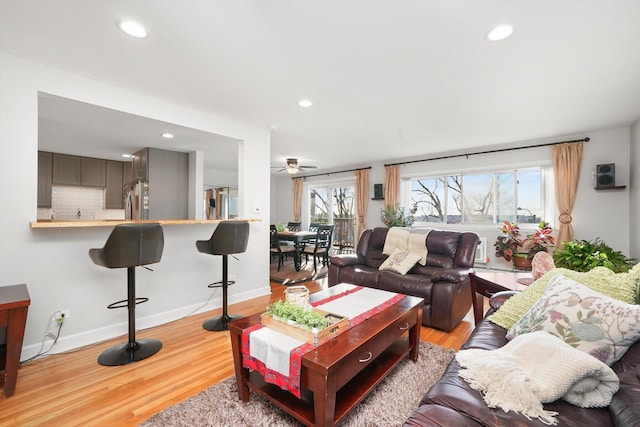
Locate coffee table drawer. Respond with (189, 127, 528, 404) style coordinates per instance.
(335, 308, 417, 389)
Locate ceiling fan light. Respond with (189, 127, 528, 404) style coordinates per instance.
(286, 165, 299, 174)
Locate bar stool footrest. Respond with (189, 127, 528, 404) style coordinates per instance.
(107, 297, 149, 310)
(207, 280, 235, 289)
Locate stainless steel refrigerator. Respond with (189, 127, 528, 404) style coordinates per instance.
(124, 180, 149, 220)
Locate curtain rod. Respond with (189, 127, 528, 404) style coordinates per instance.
(384, 137, 590, 167)
(292, 166, 371, 179)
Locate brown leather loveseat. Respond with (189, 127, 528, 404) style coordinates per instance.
(404, 292, 640, 426)
(328, 227, 478, 332)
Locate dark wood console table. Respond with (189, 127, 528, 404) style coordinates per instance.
(0, 284, 30, 398)
(469, 271, 532, 324)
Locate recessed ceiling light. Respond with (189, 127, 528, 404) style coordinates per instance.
(122, 154, 133, 158)
(298, 99, 312, 108)
(118, 20, 149, 39)
(486, 24, 514, 41)
(161, 133, 174, 139)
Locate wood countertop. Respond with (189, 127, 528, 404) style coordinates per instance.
(30, 218, 262, 228)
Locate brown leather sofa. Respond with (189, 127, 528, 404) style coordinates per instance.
(328, 227, 478, 332)
(404, 292, 640, 426)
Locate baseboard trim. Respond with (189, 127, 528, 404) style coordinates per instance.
(20, 285, 270, 361)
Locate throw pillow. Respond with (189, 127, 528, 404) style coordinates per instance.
(490, 264, 640, 330)
(507, 274, 640, 365)
(378, 247, 421, 275)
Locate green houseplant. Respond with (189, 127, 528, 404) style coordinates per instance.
(552, 238, 636, 273)
(380, 203, 417, 227)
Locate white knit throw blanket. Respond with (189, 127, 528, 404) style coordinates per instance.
(456, 331, 619, 425)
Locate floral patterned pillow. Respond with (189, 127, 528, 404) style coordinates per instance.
(507, 274, 640, 366)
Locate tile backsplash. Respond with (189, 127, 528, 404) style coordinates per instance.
(37, 185, 125, 220)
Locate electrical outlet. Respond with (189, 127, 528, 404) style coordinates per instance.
(54, 310, 70, 324)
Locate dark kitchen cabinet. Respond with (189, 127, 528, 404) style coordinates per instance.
(37, 151, 53, 207)
(132, 148, 148, 181)
(105, 160, 124, 209)
(123, 162, 132, 185)
(52, 154, 106, 187)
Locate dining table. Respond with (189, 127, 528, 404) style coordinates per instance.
(276, 230, 316, 271)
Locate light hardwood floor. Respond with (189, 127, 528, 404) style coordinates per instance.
(0, 279, 475, 426)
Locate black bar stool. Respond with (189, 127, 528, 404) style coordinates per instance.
(196, 221, 250, 331)
(89, 223, 164, 366)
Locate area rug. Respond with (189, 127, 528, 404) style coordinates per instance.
(269, 258, 328, 285)
(140, 341, 454, 427)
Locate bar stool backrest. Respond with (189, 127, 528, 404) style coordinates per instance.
(89, 223, 164, 269)
(196, 221, 250, 256)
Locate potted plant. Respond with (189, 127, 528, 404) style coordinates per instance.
(522, 221, 556, 257)
(495, 220, 555, 270)
(494, 221, 522, 262)
(552, 238, 636, 273)
(380, 203, 417, 227)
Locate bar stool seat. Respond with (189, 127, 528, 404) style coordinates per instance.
(196, 221, 249, 331)
(89, 223, 164, 366)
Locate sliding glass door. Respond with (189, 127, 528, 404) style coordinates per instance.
(308, 182, 356, 253)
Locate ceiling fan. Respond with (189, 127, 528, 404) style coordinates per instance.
(273, 158, 318, 174)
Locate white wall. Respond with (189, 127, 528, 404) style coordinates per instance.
(0, 53, 270, 358)
(272, 127, 635, 269)
(631, 118, 640, 259)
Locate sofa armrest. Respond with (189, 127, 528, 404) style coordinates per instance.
(609, 368, 640, 427)
(404, 404, 483, 427)
(489, 290, 519, 310)
(330, 254, 361, 267)
(429, 268, 472, 283)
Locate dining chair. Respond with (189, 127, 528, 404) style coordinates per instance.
(287, 222, 302, 232)
(304, 222, 321, 247)
(302, 224, 334, 272)
(270, 225, 295, 271)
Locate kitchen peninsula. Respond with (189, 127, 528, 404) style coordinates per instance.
(30, 218, 261, 228)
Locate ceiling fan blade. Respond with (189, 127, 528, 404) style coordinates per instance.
(299, 165, 317, 169)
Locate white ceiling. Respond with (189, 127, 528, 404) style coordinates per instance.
(2, 1, 640, 175)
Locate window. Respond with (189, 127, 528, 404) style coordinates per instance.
(407, 167, 547, 226)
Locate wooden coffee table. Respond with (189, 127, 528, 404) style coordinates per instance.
(228, 283, 423, 427)
(470, 270, 533, 324)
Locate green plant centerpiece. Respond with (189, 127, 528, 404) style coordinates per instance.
(380, 203, 417, 227)
(265, 300, 331, 330)
(552, 238, 636, 273)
